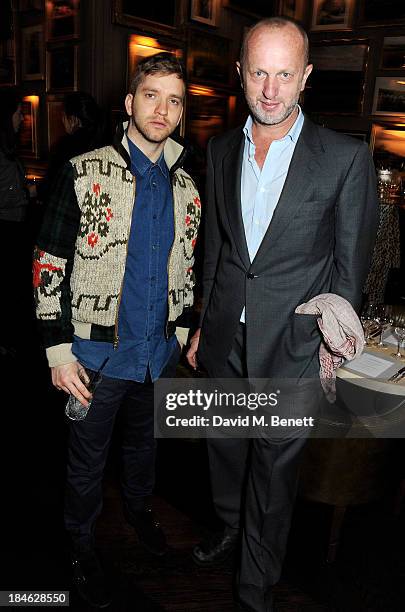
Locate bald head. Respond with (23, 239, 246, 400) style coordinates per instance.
(236, 17, 312, 129)
(240, 17, 309, 73)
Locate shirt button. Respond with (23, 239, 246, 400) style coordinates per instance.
(260, 187, 266, 193)
(151, 276, 156, 281)
(152, 181, 157, 188)
(247, 272, 255, 279)
(153, 214, 157, 220)
(152, 245, 156, 250)
(149, 305, 154, 311)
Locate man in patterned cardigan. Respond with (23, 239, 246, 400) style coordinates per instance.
(34, 53, 201, 608)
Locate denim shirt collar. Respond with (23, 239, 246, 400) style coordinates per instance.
(126, 133, 169, 179)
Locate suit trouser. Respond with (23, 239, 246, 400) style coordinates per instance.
(206, 324, 318, 611)
(64, 343, 180, 553)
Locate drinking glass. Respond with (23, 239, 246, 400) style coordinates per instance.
(360, 303, 380, 346)
(65, 357, 109, 421)
(375, 304, 394, 348)
(391, 315, 405, 360)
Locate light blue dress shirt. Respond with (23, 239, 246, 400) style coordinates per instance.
(240, 106, 304, 322)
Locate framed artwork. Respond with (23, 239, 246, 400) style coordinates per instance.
(112, 0, 177, 33)
(21, 25, 44, 80)
(277, 0, 306, 22)
(0, 1, 16, 86)
(46, 0, 80, 41)
(380, 37, 405, 70)
(304, 41, 369, 114)
(19, 95, 40, 158)
(46, 43, 78, 92)
(372, 77, 405, 117)
(311, 0, 355, 31)
(224, 0, 270, 18)
(370, 123, 405, 171)
(127, 34, 182, 89)
(186, 86, 233, 151)
(47, 96, 66, 149)
(188, 30, 230, 86)
(19, 0, 43, 11)
(190, 0, 219, 26)
(0, 39, 16, 86)
(359, 0, 405, 26)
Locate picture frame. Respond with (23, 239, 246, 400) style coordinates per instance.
(47, 96, 66, 149)
(359, 0, 405, 27)
(112, 0, 177, 34)
(277, 0, 306, 22)
(0, 38, 16, 86)
(19, 0, 44, 12)
(21, 25, 44, 80)
(190, 0, 219, 27)
(223, 0, 270, 18)
(185, 85, 236, 186)
(311, 0, 355, 32)
(127, 34, 183, 90)
(46, 0, 80, 42)
(187, 30, 230, 86)
(46, 43, 78, 92)
(304, 40, 369, 115)
(0, 1, 16, 86)
(380, 36, 405, 70)
(372, 77, 405, 117)
(19, 95, 40, 158)
(370, 122, 405, 171)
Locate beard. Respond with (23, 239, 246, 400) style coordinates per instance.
(130, 115, 172, 144)
(246, 96, 298, 126)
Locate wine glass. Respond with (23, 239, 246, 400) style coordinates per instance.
(375, 304, 394, 349)
(360, 303, 379, 346)
(391, 314, 405, 360)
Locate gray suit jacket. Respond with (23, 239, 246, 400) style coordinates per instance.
(197, 116, 378, 379)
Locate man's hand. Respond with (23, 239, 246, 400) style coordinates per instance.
(186, 328, 201, 370)
(51, 362, 92, 407)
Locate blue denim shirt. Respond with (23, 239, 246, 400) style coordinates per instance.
(72, 136, 176, 382)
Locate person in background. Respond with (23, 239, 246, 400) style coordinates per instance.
(42, 91, 105, 201)
(0, 88, 31, 358)
(34, 53, 201, 608)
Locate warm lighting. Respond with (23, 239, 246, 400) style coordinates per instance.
(395, 80, 405, 85)
(130, 35, 159, 50)
(189, 85, 215, 96)
(23, 95, 39, 106)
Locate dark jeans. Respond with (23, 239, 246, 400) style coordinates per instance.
(64, 342, 180, 553)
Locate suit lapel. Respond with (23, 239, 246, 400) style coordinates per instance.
(222, 130, 251, 269)
(251, 118, 324, 266)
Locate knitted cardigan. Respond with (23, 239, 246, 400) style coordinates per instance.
(34, 123, 201, 366)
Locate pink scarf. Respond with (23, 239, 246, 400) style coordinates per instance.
(295, 293, 364, 402)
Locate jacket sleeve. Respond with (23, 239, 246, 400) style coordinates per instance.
(198, 138, 224, 326)
(33, 162, 80, 366)
(330, 142, 379, 312)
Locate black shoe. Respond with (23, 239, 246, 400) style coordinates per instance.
(71, 550, 112, 608)
(125, 507, 168, 556)
(192, 530, 239, 567)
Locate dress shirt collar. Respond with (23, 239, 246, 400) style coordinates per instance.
(243, 105, 304, 146)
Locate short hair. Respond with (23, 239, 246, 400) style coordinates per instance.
(240, 17, 309, 71)
(128, 52, 186, 96)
